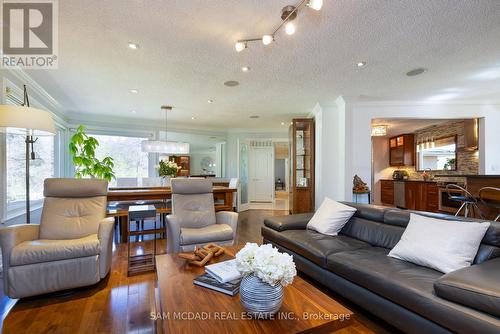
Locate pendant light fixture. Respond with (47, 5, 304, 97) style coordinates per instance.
(234, 0, 323, 52)
(141, 106, 190, 154)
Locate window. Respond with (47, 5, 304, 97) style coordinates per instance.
(6, 130, 55, 212)
(92, 134, 149, 181)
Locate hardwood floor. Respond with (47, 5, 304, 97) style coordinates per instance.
(1, 210, 398, 334)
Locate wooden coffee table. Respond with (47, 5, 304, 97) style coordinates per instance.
(155, 245, 354, 333)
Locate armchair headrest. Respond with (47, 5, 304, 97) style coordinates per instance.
(171, 178, 213, 195)
(44, 178, 108, 198)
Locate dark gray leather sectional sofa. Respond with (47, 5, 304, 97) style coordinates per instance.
(261, 203, 500, 334)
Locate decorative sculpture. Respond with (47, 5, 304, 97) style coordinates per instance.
(178, 243, 231, 267)
(352, 175, 369, 193)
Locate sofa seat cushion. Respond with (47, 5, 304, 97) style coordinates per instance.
(326, 247, 500, 333)
(10, 234, 100, 266)
(262, 227, 371, 267)
(180, 224, 233, 245)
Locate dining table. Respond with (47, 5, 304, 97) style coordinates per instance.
(107, 186, 237, 242)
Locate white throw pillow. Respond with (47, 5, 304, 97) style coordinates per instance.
(388, 213, 490, 273)
(307, 198, 357, 236)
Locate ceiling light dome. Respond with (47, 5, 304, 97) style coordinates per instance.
(307, 0, 323, 11)
(262, 35, 274, 45)
(235, 41, 246, 52)
(285, 21, 296, 35)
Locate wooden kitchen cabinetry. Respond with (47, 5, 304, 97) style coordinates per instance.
(380, 180, 438, 212)
(405, 181, 439, 212)
(389, 134, 415, 166)
(380, 180, 394, 205)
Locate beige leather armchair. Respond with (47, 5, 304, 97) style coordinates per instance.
(166, 179, 238, 253)
(0, 178, 113, 298)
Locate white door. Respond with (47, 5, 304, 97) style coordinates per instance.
(249, 146, 274, 202)
(237, 140, 250, 211)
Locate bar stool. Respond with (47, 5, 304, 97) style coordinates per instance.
(446, 184, 483, 218)
(479, 187, 500, 221)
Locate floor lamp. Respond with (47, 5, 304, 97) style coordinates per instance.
(0, 85, 55, 224)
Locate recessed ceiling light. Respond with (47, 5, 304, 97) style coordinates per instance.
(128, 43, 139, 50)
(224, 80, 239, 87)
(191, 116, 196, 120)
(249, 115, 260, 119)
(208, 99, 214, 103)
(406, 68, 426, 77)
(131, 110, 137, 114)
(356, 61, 367, 67)
(242, 66, 250, 72)
(130, 89, 138, 94)
(281, 122, 285, 125)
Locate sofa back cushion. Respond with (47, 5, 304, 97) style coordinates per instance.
(338, 202, 500, 264)
(339, 203, 405, 249)
(40, 178, 108, 240)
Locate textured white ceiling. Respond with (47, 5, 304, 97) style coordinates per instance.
(22, 0, 500, 130)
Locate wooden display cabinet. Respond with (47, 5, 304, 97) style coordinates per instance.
(169, 156, 190, 176)
(289, 118, 315, 214)
(389, 134, 415, 166)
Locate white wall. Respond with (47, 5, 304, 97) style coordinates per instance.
(345, 102, 500, 200)
(312, 98, 348, 208)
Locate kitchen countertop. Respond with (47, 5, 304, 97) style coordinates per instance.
(382, 179, 437, 183)
(435, 174, 500, 178)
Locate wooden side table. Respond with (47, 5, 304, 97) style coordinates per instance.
(127, 205, 159, 276)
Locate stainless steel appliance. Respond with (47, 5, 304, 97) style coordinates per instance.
(394, 181, 406, 209)
(438, 181, 466, 214)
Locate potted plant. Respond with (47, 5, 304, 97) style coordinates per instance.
(235, 243, 297, 318)
(157, 159, 180, 186)
(69, 125, 115, 181)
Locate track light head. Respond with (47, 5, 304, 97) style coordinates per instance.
(285, 21, 296, 35)
(307, 0, 323, 11)
(262, 35, 274, 45)
(235, 41, 247, 52)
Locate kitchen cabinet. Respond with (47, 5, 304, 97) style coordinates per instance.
(404, 181, 439, 212)
(380, 180, 438, 212)
(380, 180, 394, 205)
(389, 134, 415, 166)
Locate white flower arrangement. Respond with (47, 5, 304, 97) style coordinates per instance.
(235, 242, 297, 287)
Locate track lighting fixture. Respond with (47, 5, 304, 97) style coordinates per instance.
(234, 0, 323, 52)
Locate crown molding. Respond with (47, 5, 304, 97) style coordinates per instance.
(5, 68, 66, 118)
(352, 100, 500, 107)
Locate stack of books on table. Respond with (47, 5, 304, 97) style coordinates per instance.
(193, 259, 242, 296)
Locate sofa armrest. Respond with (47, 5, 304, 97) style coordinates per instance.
(264, 213, 314, 232)
(166, 215, 181, 253)
(98, 217, 114, 278)
(0, 224, 40, 295)
(434, 257, 500, 317)
(216, 211, 238, 241)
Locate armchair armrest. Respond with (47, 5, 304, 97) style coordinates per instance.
(216, 211, 238, 241)
(98, 217, 114, 278)
(166, 215, 181, 253)
(434, 257, 500, 317)
(0, 224, 40, 295)
(264, 213, 314, 232)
